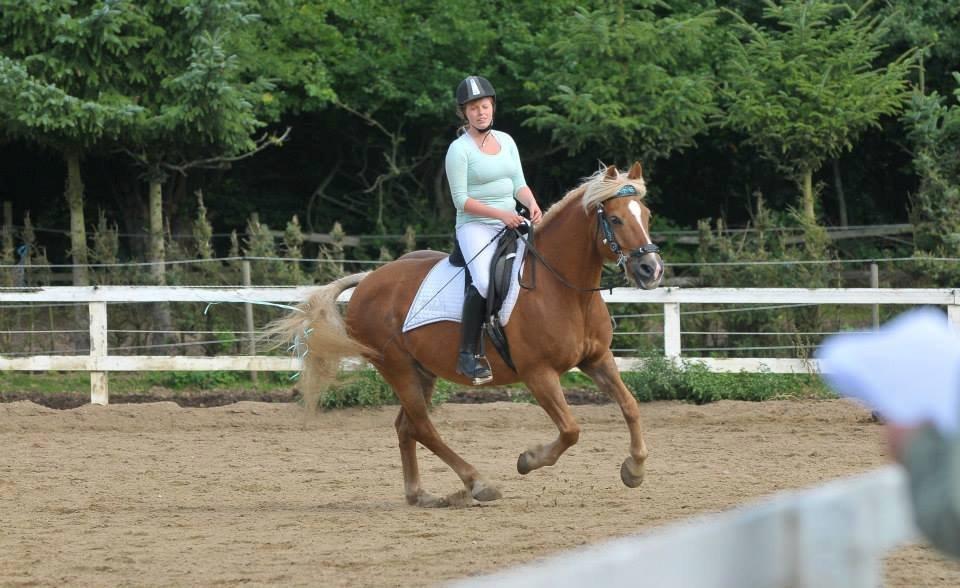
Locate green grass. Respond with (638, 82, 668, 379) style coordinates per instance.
(2, 361, 837, 407)
(0, 371, 298, 394)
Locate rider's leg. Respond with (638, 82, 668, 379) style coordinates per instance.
(454, 222, 500, 385)
(456, 284, 492, 384)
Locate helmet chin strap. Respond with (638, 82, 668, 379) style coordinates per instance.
(472, 121, 493, 134)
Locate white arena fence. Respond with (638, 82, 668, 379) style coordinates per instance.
(452, 465, 918, 588)
(1, 285, 959, 404)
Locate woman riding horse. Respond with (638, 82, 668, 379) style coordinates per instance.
(446, 75, 542, 385)
(270, 145, 664, 508)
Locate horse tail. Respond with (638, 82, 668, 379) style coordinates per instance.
(264, 272, 373, 412)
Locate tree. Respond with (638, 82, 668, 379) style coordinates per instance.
(903, 76, 960, 261)
(519, 1, 720, 165)
(877, 0, 960, 94)
(274, 0, 499, 233)
(115, 1, 279, 341)
(722, 0, 913, 221)
(0, 1, 147, 286)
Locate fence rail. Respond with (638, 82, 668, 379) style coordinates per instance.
(453, 465, 917, 588)
(2, 285, 959, 404)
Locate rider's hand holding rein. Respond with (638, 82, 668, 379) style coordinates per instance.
(516, 186, 542, 225)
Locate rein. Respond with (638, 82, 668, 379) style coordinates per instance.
(519, 184, 659, 294)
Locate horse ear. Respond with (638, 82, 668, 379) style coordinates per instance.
(604, 165, 619, 179)
(627, 161, 643, 180)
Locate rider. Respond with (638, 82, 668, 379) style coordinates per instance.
(445, 75, 542, 385)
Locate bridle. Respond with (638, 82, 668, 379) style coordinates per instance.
(518, 183, 660, 293)
(595, 184, 660, 270)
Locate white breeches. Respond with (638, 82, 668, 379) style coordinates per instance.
(456, 222, 505, 299)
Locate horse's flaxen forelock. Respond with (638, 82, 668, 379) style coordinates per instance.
(540, 165, 647, 228)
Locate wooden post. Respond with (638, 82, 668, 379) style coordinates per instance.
(1, 201, 12, 288)
(241, 259, 258, 383)
(89, 301, 108, 405)
(2, 201, 11, 249)
(949, 305, 960, 331)
(663, 303, 682, 360)
(870, 263, 879, 331)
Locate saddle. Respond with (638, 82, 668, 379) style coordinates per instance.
(448, 225, 527, 372)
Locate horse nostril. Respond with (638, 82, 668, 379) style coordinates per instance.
(639, 264, 654, 278)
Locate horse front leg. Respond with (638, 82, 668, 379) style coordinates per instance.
(517, 370, 581, 475)
(579, 352, 648, 488)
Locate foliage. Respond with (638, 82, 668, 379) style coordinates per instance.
(721, 0, 914, 217)
(521, 1, 720, 163)
(317, 370, 398, 409)
(121, 0, 275, 173)
(878, 0, 960, 93)
(903, 77, 960, 282)
(621, 356, 833, 404)
(678, 198, 843, 358)
(159, 370, 246, 390)
(0, 0, 146, 149)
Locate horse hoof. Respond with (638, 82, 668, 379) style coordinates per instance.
(471, 481, 502, 502)
(620, 458, 645, 488)
(517, 451, 535, 475)
(409, 490, 449, 508)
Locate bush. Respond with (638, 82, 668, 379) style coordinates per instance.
(157, 371, 246, 390)
(318, 370, 397, 409)
(621, 357, 833, 404)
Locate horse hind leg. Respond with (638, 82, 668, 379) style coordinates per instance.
(385, 361, 502, 506)
(395, 408, 447, 507)
(579, 353, 648, 488)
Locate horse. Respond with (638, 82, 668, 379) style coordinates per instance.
(269, 162, 664, 507)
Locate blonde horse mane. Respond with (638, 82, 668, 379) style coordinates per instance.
(540, 163, 647, 228)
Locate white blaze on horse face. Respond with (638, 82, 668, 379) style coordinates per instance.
(627, 200, 652, 244)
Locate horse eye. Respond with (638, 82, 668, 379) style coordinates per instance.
(610, 216, 623, 225)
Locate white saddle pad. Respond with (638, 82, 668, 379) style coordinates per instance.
(402, 240, 525, 333)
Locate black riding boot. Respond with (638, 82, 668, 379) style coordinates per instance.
(456, 286, 493, 385)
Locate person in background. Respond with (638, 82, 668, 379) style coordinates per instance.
(817, 307, 960, 557)
(444, 75, 541, 385)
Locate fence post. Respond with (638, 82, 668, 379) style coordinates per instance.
(949, 304, 960, 330)
(89, 301, 108, 405)
(1, 201, 12, 287)
(870, 263, 879, 331)
(241, 259, 258, 383)
(663, 303, 681, 360)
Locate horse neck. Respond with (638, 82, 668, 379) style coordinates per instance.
(533, 202, 604, 294)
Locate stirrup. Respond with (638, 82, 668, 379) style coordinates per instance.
(457, 352, 493, 386)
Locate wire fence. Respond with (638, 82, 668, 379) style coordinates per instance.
(2, 254, 958, 271)
(0, 299, 884, 357)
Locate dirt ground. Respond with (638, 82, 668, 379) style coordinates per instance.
(2, 398, 959, 587)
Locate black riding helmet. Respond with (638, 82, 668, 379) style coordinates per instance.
(456, 76, 496, 106)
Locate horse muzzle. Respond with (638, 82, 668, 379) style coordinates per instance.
(628, 251, 664, 290)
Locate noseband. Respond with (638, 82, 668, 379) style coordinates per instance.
(596, 184, 660, 268)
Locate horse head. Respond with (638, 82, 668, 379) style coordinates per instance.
(585, 162, 664, 290)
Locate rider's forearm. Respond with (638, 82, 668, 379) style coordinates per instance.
(515, 187, 537, 209)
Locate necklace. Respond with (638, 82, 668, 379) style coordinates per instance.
(478, 131, 493, 151)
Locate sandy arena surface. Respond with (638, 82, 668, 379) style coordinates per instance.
(2, 398, 959, 587)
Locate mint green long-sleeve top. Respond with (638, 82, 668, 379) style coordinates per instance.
(444, 130, 528, 228)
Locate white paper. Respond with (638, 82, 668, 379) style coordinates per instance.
(816, 307, 960, 433)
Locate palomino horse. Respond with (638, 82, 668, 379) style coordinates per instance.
(270, 163, 664, 507)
